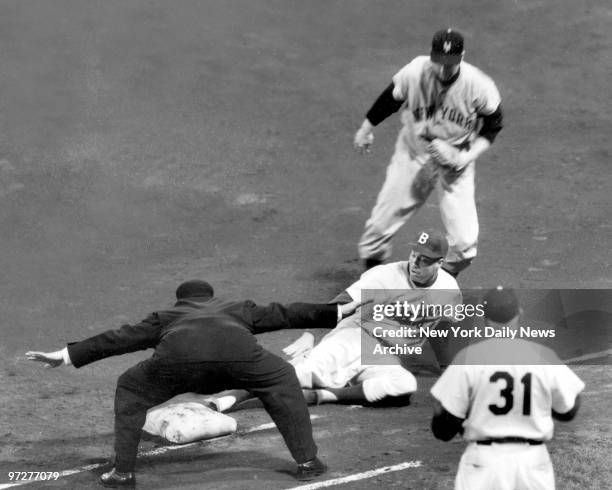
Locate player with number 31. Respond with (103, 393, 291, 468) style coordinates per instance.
(430, 287, 584, 490)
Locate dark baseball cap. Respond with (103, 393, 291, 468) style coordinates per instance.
(411, 229, 449, 260)
(483, 286, 520, 322)
(430, 28, 464, 65)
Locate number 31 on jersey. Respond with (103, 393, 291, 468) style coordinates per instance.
(489, 371, 532, 416)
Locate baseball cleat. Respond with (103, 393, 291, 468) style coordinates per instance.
(99, 468, 135, 488)
(296, 457, 327, 481)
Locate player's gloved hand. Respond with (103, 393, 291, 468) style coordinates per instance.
(25, 350, 64, 368)
(450, 149, 471, 171)
(427, 138, 472, 171)
(282, 332, 315, 359)
(353, 120, 375, 154)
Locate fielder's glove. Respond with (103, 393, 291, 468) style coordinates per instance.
(427, 138, 471, 171)
(412, 160, 439, 202)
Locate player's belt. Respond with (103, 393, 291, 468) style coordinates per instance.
(476, 437, 543, 445)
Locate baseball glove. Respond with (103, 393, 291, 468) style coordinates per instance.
(412, 160, 439, 202)
(427, 138, 467, 170)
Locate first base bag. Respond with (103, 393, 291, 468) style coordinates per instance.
(143, 393, 237, 444)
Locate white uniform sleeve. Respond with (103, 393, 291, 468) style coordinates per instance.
(430, 364, 471, 419)
(391, 58, 423, 101)
(346, 266, 384, 303)
(550, 365, 585, 414)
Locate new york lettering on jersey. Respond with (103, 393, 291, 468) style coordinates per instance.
(403, 60, 496, 142)
(355, 28, 504, 277)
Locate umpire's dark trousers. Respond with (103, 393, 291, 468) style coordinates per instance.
(113, 353, 317, 472)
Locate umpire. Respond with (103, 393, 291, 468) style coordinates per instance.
(27, 280, 354, 487)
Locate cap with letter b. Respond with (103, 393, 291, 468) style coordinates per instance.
(410, 229, 449, 260)
(430, 28, 464, 65)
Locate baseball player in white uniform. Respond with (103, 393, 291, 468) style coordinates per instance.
(293, 229, 461, 406)
(353, 28, 503, 276)
(430, 287, 585, 490)
(210, 230, 461, 410)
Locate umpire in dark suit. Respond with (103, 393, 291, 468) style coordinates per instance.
(27, 280, 355, 487)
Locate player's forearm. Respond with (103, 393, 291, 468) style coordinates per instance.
(356, 118, 375, 138)
(464, 136, 491, 162)
(433, 136, 491, 171)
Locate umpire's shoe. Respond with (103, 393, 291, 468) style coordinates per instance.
(296, 457, 327, 481)
(100, 468, 135, 488)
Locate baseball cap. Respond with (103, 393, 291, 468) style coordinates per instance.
(410, 229, 449, 260)
(176, 280, 214, 300)
(483, 286, 520, 322)
(430, 28, 464, 65)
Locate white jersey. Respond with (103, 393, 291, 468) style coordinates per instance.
(346, 261, 460, 304)
(391, 56, 501, 160)
(345, 262, 461, 346)
(293, 261, 457, 398)
(431, 338, 585, 442)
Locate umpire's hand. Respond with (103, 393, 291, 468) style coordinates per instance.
(339, 300, 360, 318)
(25, 350, 64, 368)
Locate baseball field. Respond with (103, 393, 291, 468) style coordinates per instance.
(1, 1, 610, 488)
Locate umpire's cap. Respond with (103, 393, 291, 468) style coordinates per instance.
(431, 28, 464, 65)
(483, 286, 520, 322)
(176, 280, 214, 300)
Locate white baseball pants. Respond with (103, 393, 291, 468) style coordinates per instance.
(291, 316, 417, 403)
(358, 149, 478, 271)
(455, 443, 555, 490)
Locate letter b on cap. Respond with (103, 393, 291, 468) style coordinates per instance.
(418, 232, 429, 244)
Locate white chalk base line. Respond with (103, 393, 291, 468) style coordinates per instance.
(287, 460, 423, 490)
(565, 349, 611, 364)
